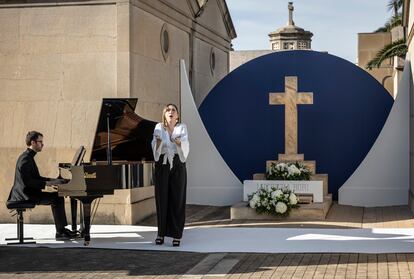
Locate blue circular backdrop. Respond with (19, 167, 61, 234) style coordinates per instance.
(199, 50, 393, 200)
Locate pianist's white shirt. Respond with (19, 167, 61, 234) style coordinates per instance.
(151, 123, 189, 169)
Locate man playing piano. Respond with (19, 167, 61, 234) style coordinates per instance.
(7, 131, 76, 240)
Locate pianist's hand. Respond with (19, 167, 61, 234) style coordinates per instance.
(45, 185, 58, 192)
(43, 185, 58, 193)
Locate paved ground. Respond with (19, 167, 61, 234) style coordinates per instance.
(2, 203, 414, 278)
(2, 247, 414, 278)
(175, 204, 414, 229)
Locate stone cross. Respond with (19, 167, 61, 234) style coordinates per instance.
(269, 76, 313, 161)
(288, 2, 295, 26)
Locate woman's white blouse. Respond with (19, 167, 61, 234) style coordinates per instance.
(151, 123, 190, 169)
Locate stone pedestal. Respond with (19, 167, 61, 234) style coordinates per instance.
(231, 194, 332, 221)
(88, 186, 156, 225)
(252, 173, 328, 197)
(244, 180, 324, 202)
(242, 159, 332, 220)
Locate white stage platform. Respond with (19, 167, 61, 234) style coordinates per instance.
(2, 224, 414, 254)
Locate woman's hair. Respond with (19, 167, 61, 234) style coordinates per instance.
(162, 103, 180, 127)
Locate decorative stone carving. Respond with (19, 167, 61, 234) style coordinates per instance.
(268, 2, 313, 50)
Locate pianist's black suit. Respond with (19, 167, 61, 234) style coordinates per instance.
(8, 148, 68, 232)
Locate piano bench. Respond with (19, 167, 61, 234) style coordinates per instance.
(5, 201, 36, 245)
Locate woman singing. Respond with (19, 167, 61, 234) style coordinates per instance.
(151, 104, 189, 247)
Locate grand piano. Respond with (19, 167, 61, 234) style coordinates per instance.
(58, 98, 156, 245)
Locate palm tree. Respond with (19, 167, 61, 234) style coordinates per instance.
(366, 0, 407, 69)
(375, 0, 403, 32)
(387, 0, 403, 14)
(366, 39, 407, 70)
(374, 14, 402, 33)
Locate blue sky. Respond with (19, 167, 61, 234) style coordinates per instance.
(226, 0, 392, 63)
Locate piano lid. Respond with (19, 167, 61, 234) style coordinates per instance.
(90, 98, 157, 162)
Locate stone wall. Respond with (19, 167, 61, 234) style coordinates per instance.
(192, 38, 229, 106)
(130, 4, 189, 121)
(0, 3, 120, 222)
(357, 32, 394, 96)
(0, 0, 235, 223)
(229, 50, 275, 72)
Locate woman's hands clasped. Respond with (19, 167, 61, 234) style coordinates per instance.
(173, 136, 181, 146)
(155, 134, 181, 147)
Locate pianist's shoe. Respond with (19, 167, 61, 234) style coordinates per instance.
(55, 228, 77, 240)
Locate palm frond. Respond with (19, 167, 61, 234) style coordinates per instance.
(366, 39, 407, 70)
(387, 0, 403, 14)
(374, 13, 402, 32)
(389, 13, 402, 28)
(374, 24, 391, 33)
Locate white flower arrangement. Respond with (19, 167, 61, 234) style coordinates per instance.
(248, 187, 299, 217)
(266, 162, 311, 181)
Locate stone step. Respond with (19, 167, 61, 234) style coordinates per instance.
(253, 173, 266, 180)
(297, 194, 313, 204)
(231, 194, 332, 221)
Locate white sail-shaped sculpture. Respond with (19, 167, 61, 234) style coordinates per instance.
(338, 60, 411, 206)
(179, 60, 243, 205)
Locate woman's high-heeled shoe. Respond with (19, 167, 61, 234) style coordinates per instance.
(172, 239, 181, 247)
(155, 236, 164, 245)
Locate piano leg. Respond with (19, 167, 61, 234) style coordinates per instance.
(79, 204, 85, 235)
(74, 196, 102, 245)
(82, 202, 92, 246)
(70, 198, 77, 232)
